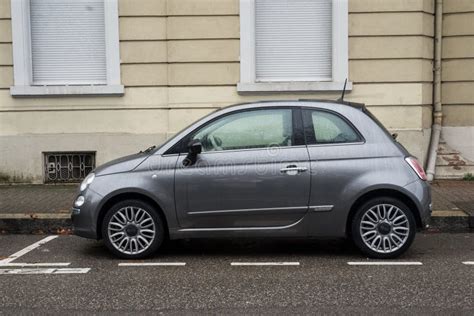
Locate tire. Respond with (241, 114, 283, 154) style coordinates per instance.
(102, 199, 165, 259)
(351, 197, 416, 259)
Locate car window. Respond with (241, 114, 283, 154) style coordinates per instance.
(307, 110, 361, 144)
(191, 109, 293, 152)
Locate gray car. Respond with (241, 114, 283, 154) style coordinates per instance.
(72, 100, 431, 259)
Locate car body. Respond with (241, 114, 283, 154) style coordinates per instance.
(72, 100, 431, 259)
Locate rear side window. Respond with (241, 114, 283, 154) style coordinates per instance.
(303, 110, 362, 144)
(364, 108, 396, 141)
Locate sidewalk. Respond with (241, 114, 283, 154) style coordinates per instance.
(0, 184, 76, 234)
(430, 180, 474, 231)
(0, 181, 473, 233)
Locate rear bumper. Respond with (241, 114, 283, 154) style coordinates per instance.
(404, 179, 432, 229)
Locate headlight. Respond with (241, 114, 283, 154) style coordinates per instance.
(80, 173, 95, 191)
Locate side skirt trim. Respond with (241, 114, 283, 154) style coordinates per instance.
(187, 206, 308, 215)
(177, 217, 304, 232)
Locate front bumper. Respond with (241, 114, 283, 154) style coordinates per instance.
(71, 188, 103, 239)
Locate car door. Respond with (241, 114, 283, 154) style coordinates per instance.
(302, 108, 365, 221)
(174, 107, 311, 228)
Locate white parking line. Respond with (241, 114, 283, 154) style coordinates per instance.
(0, 236, 58, 264)
(0, 268, 90, 275)
(118, 262, 186, 267)
(347, 261, 423, 266)
(231, 262, 300, 266)
(462, 261, 474, 265)
(0, 263, 71, 267)
(53, 268, 91, 274)
(0, 236, 74, 270)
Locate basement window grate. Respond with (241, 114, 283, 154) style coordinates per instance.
(44, 152, 95, 183)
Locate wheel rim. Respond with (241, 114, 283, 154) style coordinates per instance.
(107, 206, 156, 255)
(359, 204, 410, 254)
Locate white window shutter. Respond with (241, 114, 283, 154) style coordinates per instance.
(30, 0, 107, 85)
(255, 0, 332, 82)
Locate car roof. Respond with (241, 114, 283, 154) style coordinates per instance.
(217, 99, 366, 112)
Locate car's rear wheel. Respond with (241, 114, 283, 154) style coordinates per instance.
(351, 197, 416, 259)
(102, 199, 165, 259)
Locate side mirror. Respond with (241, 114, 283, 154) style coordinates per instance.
(183, 139, 202, 166)
(188, 139, 202, 155)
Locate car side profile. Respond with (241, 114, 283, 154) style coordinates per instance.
(71, 100, 431, 259)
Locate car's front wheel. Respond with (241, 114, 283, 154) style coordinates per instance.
(351, 197, 416, 259)
(102, 199, 165, 259)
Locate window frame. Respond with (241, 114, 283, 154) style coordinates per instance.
(166, 107, 305, 155)
(238, 0, 351, 93)
(302, 108, 365, 145)
(10, 0, 124, 97)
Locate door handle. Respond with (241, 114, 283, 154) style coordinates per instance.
(280, 165, 308, 174)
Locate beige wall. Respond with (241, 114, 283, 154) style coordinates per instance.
(349, 0, 434, 165)
(438, 0, 474, 163)
(442, 1, 474, 126)
(0, 0, 466, 182)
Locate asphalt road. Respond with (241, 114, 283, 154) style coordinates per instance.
(0, 233, 473, 314)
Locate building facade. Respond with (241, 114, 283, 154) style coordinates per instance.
(0, 0, 472, 183)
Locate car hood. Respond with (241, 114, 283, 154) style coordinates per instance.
(94, 152, 150, 176)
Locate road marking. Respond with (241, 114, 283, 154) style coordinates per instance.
(347, 261, 423, 266)
(53, 268, 91, 274)
(0, 236, 58, 264)
(462, 261, 474, 265)
(231, 262, 300, 266)
(0, 268, 90, 275)
(118, 262, 186, 267)
(0, 263, 71, 267)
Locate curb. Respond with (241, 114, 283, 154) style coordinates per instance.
(0, 212, 472, 235)
(452, 202, 474, 229)
(0, 214, 72, 234)
(428, 210, 473, 233)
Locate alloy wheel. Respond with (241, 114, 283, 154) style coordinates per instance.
(107, 206, 156, 255)
(359, 204, 410, 254)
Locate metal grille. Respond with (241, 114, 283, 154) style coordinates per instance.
(44, 152, 95, 183)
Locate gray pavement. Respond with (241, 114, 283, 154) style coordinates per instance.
(0, 233, 473, 314)
(0, 184, 76, 214)
(431, 180, 474, 211)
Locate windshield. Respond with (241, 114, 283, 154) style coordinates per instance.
(146, 108, 222, 154)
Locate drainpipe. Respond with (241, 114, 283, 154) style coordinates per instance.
(426, 0, 443, 181)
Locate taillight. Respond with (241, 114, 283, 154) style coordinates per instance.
(405, 157, 427, 181)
